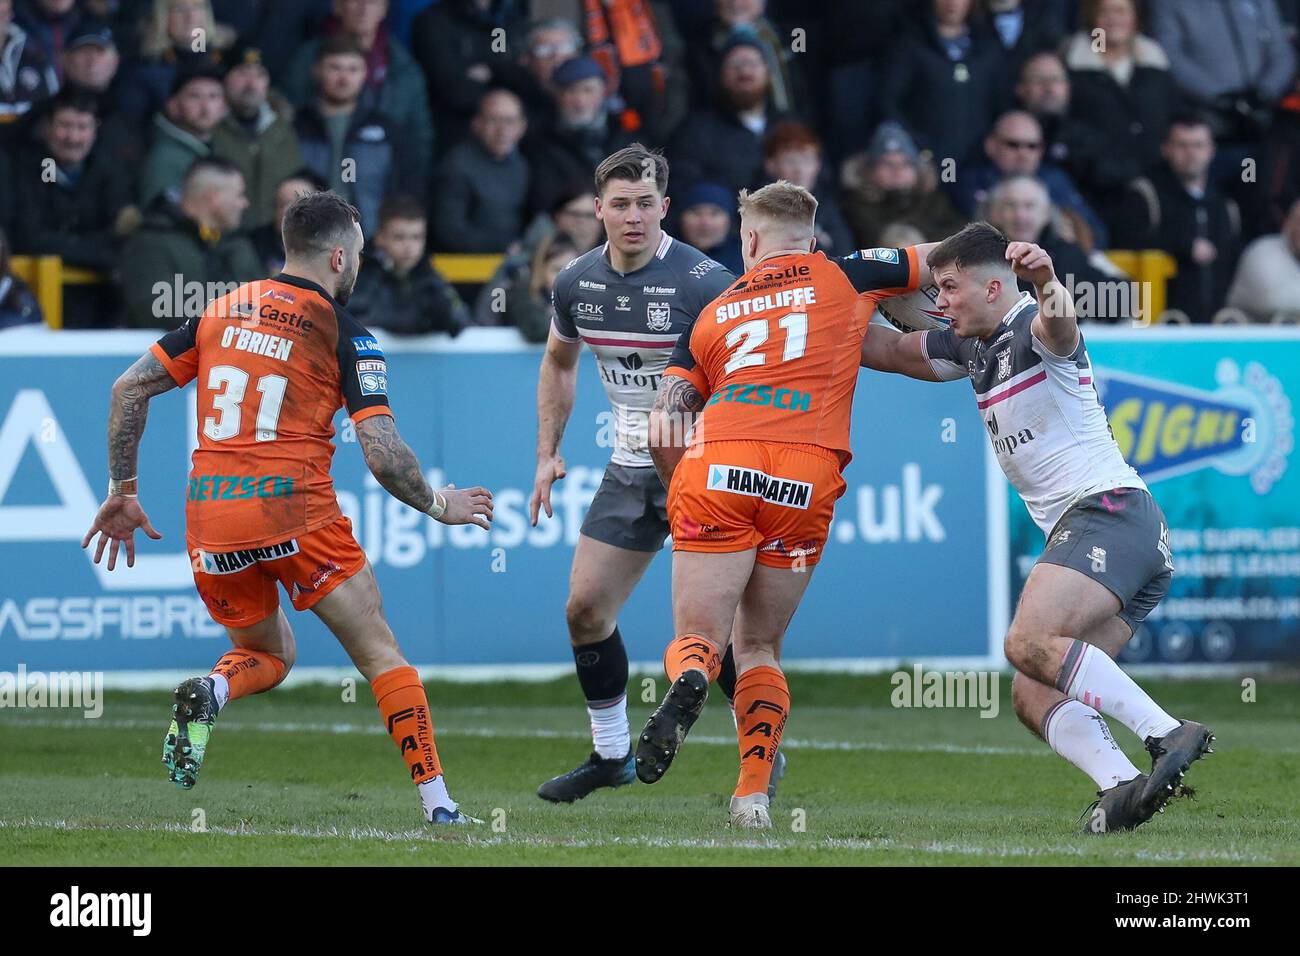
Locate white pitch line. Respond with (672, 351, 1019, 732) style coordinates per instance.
(0, 818, 1275, 863)
(0, 716, 1046, 757)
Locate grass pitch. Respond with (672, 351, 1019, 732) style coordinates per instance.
(1, 672, 1296, 866)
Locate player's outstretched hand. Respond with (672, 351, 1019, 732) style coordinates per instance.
(528, 454, 566, 526)
(438, 483, 494, 530)
(80, 496, 163, 571)
(1006, 241, 1056, 288)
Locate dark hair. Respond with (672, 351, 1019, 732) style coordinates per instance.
(378, 195, 427, 230)
(279, 167, 329, 193)
(47, 87, 100, 119)
(316, 33, 366, 62)
(1167, 110, 1213, 135)
(0, 225, 10, 276)
(926, 221, 1011, 273)
(548, 179, 596, 218)
(282, 190, 362, 258)
(182, 155, 242, 190)
(594, 143, 669, 197)
(1081, 0, 1142, 30)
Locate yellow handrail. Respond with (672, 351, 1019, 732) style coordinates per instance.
(1102, 249, 1178, 324)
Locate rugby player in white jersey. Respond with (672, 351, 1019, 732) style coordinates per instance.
(529, 145, 778, 802)
(860, 222, 1214, 833)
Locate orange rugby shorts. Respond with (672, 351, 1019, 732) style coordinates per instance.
(668, 440, 846, 568)
(187, 515, 367, 627)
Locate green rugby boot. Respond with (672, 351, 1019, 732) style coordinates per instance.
(162, 676, 219, 790)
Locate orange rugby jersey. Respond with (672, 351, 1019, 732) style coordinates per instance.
(150, 273, 393, 551)
(665, 247, 919, 464)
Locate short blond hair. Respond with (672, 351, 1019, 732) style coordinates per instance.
(737, 180, 818, 229)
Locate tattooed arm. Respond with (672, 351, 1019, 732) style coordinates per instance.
(109, 352, 178, 479)
(355, 414, 493, 529)
(81, 352, 176, 570)
(648, 373, 706, 489)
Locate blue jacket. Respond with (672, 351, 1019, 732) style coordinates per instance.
(949, 161, 1110, 249)
(294, 103, 408, 238)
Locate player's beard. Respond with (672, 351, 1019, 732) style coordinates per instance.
(335, 256, 359, 305)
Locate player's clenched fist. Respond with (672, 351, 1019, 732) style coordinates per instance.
(81, 496, 164, 571)
(1005, 241, 1057, 289)
(528, 455, 566, 525)
(438, 483, 494, 530)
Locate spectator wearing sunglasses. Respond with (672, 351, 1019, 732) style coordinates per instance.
(949, 109, 1108, 249)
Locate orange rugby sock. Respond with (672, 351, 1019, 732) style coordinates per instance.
(209, 649, 285, 702)
(732, 665, 789, 798)
(372, 665, 444, 784)
(663, 634, 722, 683)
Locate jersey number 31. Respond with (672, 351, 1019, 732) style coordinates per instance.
(203, 365, 288, 442)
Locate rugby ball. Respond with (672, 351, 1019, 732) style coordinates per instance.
(877, 284, 949, 332)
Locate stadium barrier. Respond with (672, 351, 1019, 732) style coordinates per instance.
(0, 326, 1000, 679)
(1, 318, 1294, 680)
(8, 254, 507, 331)
(11, 250, 1212, 332)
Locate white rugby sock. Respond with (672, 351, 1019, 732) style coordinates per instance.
(418, 775, 457, 816)
(1043, 698, 1141, 790)
(208, 673, 230, 711)
(589, 694, 629, 759)
(1058, 641, 1181, 741)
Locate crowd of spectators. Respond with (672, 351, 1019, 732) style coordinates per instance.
(0, 0, 1297, 333)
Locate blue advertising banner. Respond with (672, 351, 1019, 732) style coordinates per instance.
(1008, 328, 1300, 664)
(0, 328, 992, 674)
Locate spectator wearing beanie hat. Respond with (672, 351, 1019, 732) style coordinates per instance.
(138, 62, 228, 208)
(676, 181, 743, 275)
(210, 40, 303, 230)
(524, 55, 634, 216)
(840, 120, 964, 248)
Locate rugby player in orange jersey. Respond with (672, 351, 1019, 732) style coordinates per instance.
(639, 180, 938, 828)
(80, 189, 494, 827)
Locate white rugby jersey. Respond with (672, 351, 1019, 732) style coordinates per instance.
(552, 233, 735, 466)
(922, 292, 1146, 535)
